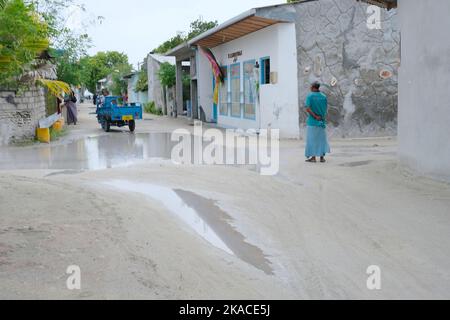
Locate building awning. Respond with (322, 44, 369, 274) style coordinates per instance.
(189, 11, 281, 48)
(188, 1, 307, 49)
(165, 43, 194, 60)
(357, 0, 397, 9)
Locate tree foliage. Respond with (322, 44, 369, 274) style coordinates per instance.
(157, 62, 176, 88)
(80, 51, 131, 93)
(153, 18, 218, 54)
(187, 19, 218, 40)
(135, 69, 148, 92)
(153, 33, 185, 55)
(53, 33, 91, 86)
(0, 0, 98, 90)
(109, 62, 132, 96)
(36, 78, 71, 97)
(0, 0, 50, 86)
(31, 0, 100, 87)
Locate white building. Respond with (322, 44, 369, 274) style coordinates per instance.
(124, 71, 149, 105)
(195, 21, 299, 138)
(147, 54, 176, 114)
(169, 0, 399, 139)
(362, 0, 450, 181)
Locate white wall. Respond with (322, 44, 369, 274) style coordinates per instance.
(398, 0, 450, 181)
(197, 23, 299, 138)
(128, 75, 139, 103)
(197, 48, 214, 122)
(128, 74, 148, 105)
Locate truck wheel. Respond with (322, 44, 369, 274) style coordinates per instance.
(104, 120, 111, 132)
(129, 120, 136, 132)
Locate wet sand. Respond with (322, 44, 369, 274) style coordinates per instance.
(1, 103, 450, 299)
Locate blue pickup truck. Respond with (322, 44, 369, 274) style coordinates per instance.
(96, 96, 143, 132)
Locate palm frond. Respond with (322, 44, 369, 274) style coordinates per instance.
(36, 79, 71, 99)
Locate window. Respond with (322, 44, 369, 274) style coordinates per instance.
(219, 66, 229, 116)
(243, 60, 256, 119)
(260, 57, 271, 85)
(230, 63, 241, 118)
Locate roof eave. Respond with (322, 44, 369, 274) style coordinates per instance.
(165, 42, 193, 59)
(188, 8, 257, 47)
(357, 0, 397, 9)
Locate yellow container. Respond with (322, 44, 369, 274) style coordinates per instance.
(58, 117, 65, 126)
(36, 128, 50, 143)
(52, 120, 63, 132)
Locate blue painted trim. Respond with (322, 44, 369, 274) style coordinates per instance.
(219, 65, 229, 117)
(212, 75, 217, 122)
(243, 60, 257, 121)
(230, 62, 242, 118)
(260, 56, 270, 85)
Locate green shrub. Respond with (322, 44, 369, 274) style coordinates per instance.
(49, 127, 67, 141)
(143, 101, 162, 115)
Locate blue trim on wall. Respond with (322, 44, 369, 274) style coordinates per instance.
(243, 59, 257, 121)
(219, 65, 229, 117)
(260, 56, 270, 85)
(230, 62, 242, 119)
(212, 75, 217, 122)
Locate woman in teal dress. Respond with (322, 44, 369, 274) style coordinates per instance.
(304, 82, 331, 163)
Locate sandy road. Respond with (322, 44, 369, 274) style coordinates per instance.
(1, 103, 450, 299)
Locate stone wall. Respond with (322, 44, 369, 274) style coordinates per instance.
(0, 87, 46, 145)
(294, 0, 400, 138)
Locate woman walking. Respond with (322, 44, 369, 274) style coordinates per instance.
(65, 91, 78, 125)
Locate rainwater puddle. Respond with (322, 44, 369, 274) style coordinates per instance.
(104, 180, 274, 275)
(0, 133, 175, 170)
(0, 132, 264, 172)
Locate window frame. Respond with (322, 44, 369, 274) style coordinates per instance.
(243, 59, 257, 120)
(230, 62, 242, 118)
(260, 56, 271, 85)
(219, 65, 229, 116)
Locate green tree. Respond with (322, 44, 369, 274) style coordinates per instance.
(153, 33, 185, 55)
(153, 18, 218, 54)
(31, 0, 100, 87)
(0, 0, 50, 87)
(135, 69, 148, 92)
(109, 63, 132, 96)
(157, 62, 176, 88)
(53, 33, 91, 86)
(80, 51, 131, 93)
(187, 18, 218, 40)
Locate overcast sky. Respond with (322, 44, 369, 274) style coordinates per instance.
(69, 0, 282, 69)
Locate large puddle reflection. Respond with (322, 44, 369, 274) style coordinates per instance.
(0, 133, 175, 170)
(0, 132, 265, 172)
(104, 180, 274, 275)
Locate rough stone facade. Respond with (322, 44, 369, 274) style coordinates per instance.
(0, 87, 46, 145)
(294, 0, 400, 137)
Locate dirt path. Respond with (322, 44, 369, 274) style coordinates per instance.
(1, 103, 450, 299)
